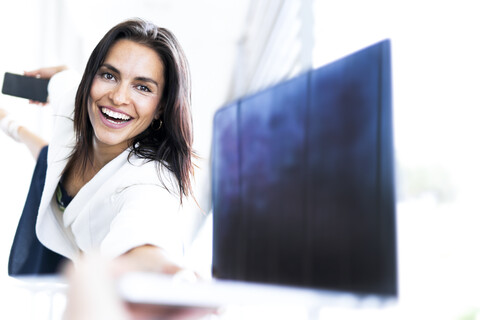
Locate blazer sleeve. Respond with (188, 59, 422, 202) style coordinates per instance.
(45, 69, 80, 162)
(47, 69, 80, 109)
(100, 183, 184, 261)
(47, 69, 80, 122)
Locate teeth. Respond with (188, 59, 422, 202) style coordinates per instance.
(101, 107, 131, 121)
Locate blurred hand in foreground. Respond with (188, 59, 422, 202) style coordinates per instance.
(63, 253, 216, 320)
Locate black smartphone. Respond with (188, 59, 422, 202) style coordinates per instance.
(2, 72, 50, 103)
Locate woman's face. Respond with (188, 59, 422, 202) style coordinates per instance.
(88, 39, 164, 156)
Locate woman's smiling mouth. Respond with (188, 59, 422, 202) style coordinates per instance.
(99, 106, 133, 128)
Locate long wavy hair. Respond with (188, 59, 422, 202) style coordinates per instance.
(64, 18, 194, 202)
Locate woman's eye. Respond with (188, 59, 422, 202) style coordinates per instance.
(136, 85, 151, 92)
(102, 72, 115, 81)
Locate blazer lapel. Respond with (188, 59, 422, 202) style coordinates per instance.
(63, 149, 129, 227)
(36, 139, 77, 259)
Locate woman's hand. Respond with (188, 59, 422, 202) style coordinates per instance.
(112, 245, 184, 276)
(24, 65, 68, 106)
(0, 108, 20, 142)
(24, 65, 67, 79)
(63, 251, 216, 320)
(1, 107, 47, 158)
(0, 108, 7, 121)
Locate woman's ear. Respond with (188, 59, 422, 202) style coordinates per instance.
(155, 102, 165, 120)
(155, 108, 163, 120)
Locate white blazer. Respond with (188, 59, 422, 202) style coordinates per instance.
(35, 70, 183, 262)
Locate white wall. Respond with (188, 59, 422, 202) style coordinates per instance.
(0, 0, 49, 275)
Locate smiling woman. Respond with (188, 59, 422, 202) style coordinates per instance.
(66, 39, 167, 197)
(8, 19, 196, 281)
(90, 40, 164, 158)
(65, 20, 194, 204)
(92, 43, 163, 131)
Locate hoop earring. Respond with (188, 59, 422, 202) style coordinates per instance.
(152, 119, 163, 131)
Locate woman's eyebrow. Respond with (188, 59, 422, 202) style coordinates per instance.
(135, 76, 159, 88)
(102, 63, 120, 74)
(102, 63, 159, 88)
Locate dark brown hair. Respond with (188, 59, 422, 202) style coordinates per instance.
(65, 18, 194, 201)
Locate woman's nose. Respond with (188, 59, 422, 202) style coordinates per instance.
(109, 83, 130, 105)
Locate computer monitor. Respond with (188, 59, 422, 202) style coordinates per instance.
(211, 39, 396, 297)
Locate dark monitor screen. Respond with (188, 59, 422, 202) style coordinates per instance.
(211, 39, 396, 297)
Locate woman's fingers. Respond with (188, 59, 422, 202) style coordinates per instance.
(24, 65, 67, 79)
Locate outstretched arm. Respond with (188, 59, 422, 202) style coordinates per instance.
(0, 108, 47, 160)
(0, 66, 68, 159)
(63, 247, 213, 320)
(17, 125, 48, 160)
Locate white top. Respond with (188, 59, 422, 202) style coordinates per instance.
(35, 70, 184, 262)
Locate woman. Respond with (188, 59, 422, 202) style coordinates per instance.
(8, 18, 196, 276)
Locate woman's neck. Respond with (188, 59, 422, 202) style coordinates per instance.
(91, 138, 128, 169)
(63, 140, 128, 197)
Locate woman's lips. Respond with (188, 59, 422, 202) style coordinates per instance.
(98, 106, 133, 129)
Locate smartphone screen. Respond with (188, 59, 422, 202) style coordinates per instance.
(2, 72, 50, 103)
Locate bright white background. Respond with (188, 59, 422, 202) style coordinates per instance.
(313, 1, 480, 319)
(1, 0, 480, 319)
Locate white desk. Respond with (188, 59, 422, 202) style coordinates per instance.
(2, 274, 397, 320)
